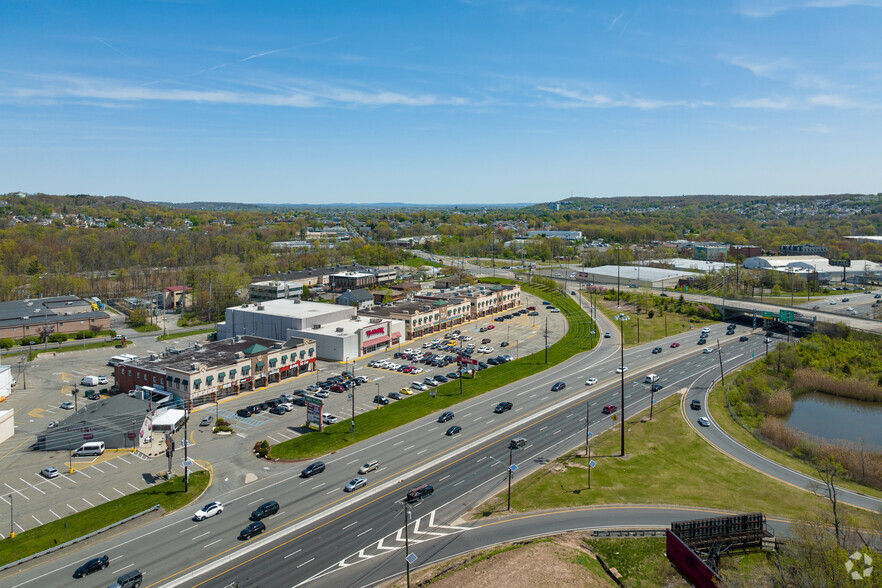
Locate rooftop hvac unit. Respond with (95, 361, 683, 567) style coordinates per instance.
(235, 351, 243, 359)
(257, 305, 264, 311)
(370, 318, 382, 323)
(150, 354, 158, 361)
(312, 324, 322, 329)
(336, 327, 344, 332)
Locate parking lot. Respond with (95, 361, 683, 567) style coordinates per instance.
(0, 292, 565, 533)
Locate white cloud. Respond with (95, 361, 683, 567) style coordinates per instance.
(536, 85, 686, 109)
(724, 55, 791, 79)
(731, 97, 796, 109)
(737, 0, 882, 17)
(809, 94, 862, 108)
(800, 123, 834, 133)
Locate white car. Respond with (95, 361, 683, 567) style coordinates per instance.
(194, 501, 224, 521)
(323, 414, 339, 425)
(586, 377, 598, 386)
(60, 401, 75, 409)
(315, 390, 330, 398)
(484, 346, 494, 353)
(697, 417, 711, 427)
(278, 402, 294, 412)
(477, 346, 489, 354)
(615, 366, 628, 374)
(703, 348, 714, 354)
(41, 466, 59, 479)
(411, 367, 424, 374)
(462, 336, 472, 341)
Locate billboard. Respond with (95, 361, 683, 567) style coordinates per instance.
(305, 396, 323, 427)
(828, 258, 851, 267)
(665, 530, 720, 588)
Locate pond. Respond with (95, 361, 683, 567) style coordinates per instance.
(786, 392, 882, 447)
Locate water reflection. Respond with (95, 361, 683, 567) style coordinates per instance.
(786, 392, 882, 447)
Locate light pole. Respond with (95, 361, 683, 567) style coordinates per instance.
(403, 504, 412, 588)
(619, 314, 626, 457)
(8, 494, 13, 538)
(507, 446, 514, 510)
(616, 246, 621, 308)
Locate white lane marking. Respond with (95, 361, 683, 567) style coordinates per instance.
(539, 426, 548, 432)
(312, 483, 325, 490)
(192, 531, 211, 540)
(553, 429, 562, 435)
(476, 456, 487, 463)
(346, 459, 359, 465)
(453, 479, 465, 486)
(392, 440, 404, 447)
(284, 549, 302, 559)
(297, 557, 315, 568)
(356, 528, 373, 538)
(416, 449, 427, 455)
(179, 526, 197, 534)
(91, 465, 104, 474)
(342, 521, 358, 530)
(204, 539, 223, 548)
(439, 475, 450, 481)
(248, 498, 263, 505)
(403, 445, 415, 451)
(326, 489, 338, 495)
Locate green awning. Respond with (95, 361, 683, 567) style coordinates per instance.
(229, 369, 237, 376)
(241, 366, 250, 375)
(173, 377, 180, 383)
(218, 373, 225, 381)
(281, 355, 287, 363)
(182, 380, 188, 387)
(206, 375, 213, 383)
(166, 375, 172, 381)
(193, 378, 202, 386)
(256, 361, 265, 369)
(269, 358, 277, 366)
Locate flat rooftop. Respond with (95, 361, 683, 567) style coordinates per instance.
(129, 335, 309, 373)
(229, 299, 354, 320)
(575, 265, 695, 281)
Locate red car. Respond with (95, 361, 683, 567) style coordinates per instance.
(670, 342, 680, 348)
(329, 384, 345, 393)
(402, 366, 414, 373)
(602, 404, 618, 414)
(487, 325, 495, 330)
(527, 306, 536, 311)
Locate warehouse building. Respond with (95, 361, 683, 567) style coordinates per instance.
(34, 394, 150, 451)
(573, 265, 694, 289)
(0, 295, 110, 340)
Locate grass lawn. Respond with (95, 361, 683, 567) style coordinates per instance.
(270, 281, 597, 460)
(708, 380, 882, 500)
(132, 324, 161, 333)
(157, 328, 216, 341)
(29, 339, 118, 360)
(0, 471, 209, 567)
(584, 537, 681, 587)
(593, 298, 715, 348)
(476, 395, 876, 526)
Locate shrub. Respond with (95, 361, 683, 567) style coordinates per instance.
(74, 330, 95, 340)
(0, 338, 14, 350)
(18, 336, 40, 346)
(48, 333, 68, 343)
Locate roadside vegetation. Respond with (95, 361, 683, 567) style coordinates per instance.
(269, 280, 596, 460)
(592, 289, 717, 346)
(475, 395, 876, 527)
(724, 327, 882, 490)
(157, 327, 217, 341)
(0, 471, 209, 567)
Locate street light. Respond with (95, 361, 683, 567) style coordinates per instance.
(618, 314, 627, 457)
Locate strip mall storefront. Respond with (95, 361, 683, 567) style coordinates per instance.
(360, 322, 400, 354)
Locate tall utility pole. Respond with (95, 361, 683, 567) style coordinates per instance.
(183, 411, 189, 492)
(459, 338, 464, 395)
(616, 247, 621, 308)
(619, 315, 626, 457)
(544, 318, 548, 364)
(350, 384, 356, 442)
(716, 340, 725, 387)
(404, 505, 412, 588)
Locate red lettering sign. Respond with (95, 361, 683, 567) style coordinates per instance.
(365, 327, 385, 338)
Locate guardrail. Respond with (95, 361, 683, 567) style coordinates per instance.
(0, 505, 160, 572)
(590, 528, 667, 538)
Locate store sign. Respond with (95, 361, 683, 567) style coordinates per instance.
(365, 326, 385, 338)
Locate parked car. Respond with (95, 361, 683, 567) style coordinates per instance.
(200, 416, 213, 427)
(41, 466, 59, 479)
(438, 411, 454, 423)
(86, 392, 101, 400)
(269, 406, 286, 415)
(47, 420, 59, 428)
(194, 501, 224, 521)
(446, 425, 462, 436)
(494, 401, 513, 413)
(344, 477, 368, 492)
(236, 408, 253, 418)
(373, 395, 390, 405)
(301, 461, 326, 477)
(239, 521, 266, 540)
(60, 401, 75, 410)
(322, 414, 338, 425)
(551, 381, 566, 391)
(602, 404, 618, 414)
(73, 555, 109, 578)
(388, 392, 403, 400)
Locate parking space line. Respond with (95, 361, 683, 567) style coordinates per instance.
(114, 487, 126, 496)
(128, 482, 139, 490)
(50, 509, 60, 519)
(90, 465, 104, 473)
(67, 503, 78, 512)
(98, 492, 110, 502)
(5, 483, 28, 500)
(21, 477, 46, 494)
(105, 460, 119, 469)
(267, 435, 282, 444)
(117, 456, 131, 464)
(59, 472, 77, 484)
(82, 497, 94, 507)
(32, 515, 42, 526)
(40, 475, 61, 489)
(77, 469, 91, 478)
(15, 522, 24, 533)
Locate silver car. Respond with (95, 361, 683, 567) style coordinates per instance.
(344, 477, 368, 492)
(41, 466, 59, 479)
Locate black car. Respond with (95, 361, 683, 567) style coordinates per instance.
(301, 461, 326, 478)
(373, 395, 390, 405)
(697, 338, 706, 345)
(651, 383, 663, 392)
(251, 500, 279, 520)
(739, 336, 749, 342)
(434, 375, 449, 383)
(690, 399, 702, 410)
(551, 381, 566, 392)
(494, 401, 513, 414)
(265, 399, 278, 408)
(500, 341, 509, 347)
(239, 521, 266, 540)
(74, 555, 109, 578)
(200, 415, 213, 426)
(269, 406, 286, 415)
(236, 408, 253, 418)
(250, 404, 262, 414)
(86, 392, 101, 400)
(651, 347, 663, 354)
(259, 402, 270, 411)
(438, 411, 454, 423)
(477, 362, 489, 370)
(487, 358, 500, 366)
(446, 425, 462, 436)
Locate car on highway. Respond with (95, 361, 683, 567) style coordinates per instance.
(358, 460, 379, 474)
(604, 332, 611, 338)
(615, 366, 627, 373)
(438, 411, 454, 423)
(323, 414, 339, 425)
(373, 395, 390, 405)
(251, 500, 279, 520)
(670, 342, 680, 348)
(585, 377, 598, 386)
(194, 501, 224, 521)
(651, 347, 663, 354)
(494, 401, 513, 413)
(73, 555, 109, 578)
(602, 404, 617, 414)
(301, 461, 326, 478)
(41, 466, 59, 479)
(446, 425, 462, 436)
(690, 399, 702, 410)
(60, 401, 75, 410)
(406, 484, 434, 503)
(551, 381, 566, 391)
(812, 305, 820, 310)
(238, 521, 266, 540)
(764, 337, 772, 343)
(739, 336, 749, 342)
(876, 293, 882, 299)
(698, 417, 711, 427)
(703, 347, 714, 354)
(200, 415, 213, 427)
(697, 338, 707, 345)
(509, 437, 527, 449)
(236, 408, 253, 418)
(344, 477, 368, 492)
(651, 383, 663, 392)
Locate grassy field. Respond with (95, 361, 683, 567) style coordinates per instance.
(708, 379, 882, 500)
(157, 327, 216, 342)
(270, 281, 597, 460)
(593, 297, 715, 347)
(476, 395, 876, 526)
(0, 471, 210, 567)
(132, 324, 162, 333)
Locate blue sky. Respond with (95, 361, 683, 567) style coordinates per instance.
(2, 1, 881, 205)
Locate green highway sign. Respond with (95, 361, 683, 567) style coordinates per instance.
(779, 310, 795, 322)
(762, 311, 775, 319)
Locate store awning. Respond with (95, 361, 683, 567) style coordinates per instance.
(193, 378, 202, 386)
(391, 332, 402, 339)
(363, 335, 390, 347)
(206, 375, 214, 383)
(256, 361, 265, 369)
(173, 377, 181, 384)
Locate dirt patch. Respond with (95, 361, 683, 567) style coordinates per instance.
(390, 534, 615, 588)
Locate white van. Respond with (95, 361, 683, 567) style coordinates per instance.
(73, 441, 105, 456)
(80, 376, 100, 386)
(644, 373, 659, 384)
